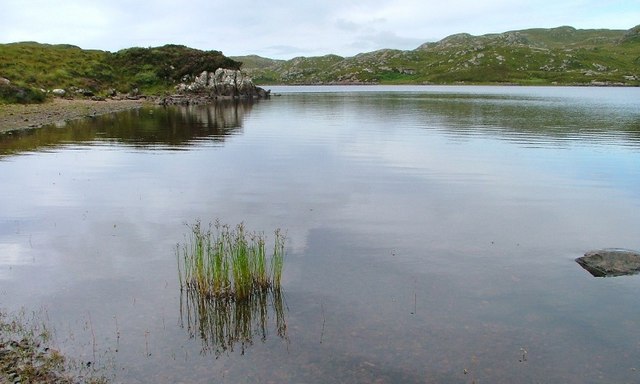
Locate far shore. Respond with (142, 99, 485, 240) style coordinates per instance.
(0, 98, 149, 133)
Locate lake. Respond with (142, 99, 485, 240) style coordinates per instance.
(1, 85, 640, 383)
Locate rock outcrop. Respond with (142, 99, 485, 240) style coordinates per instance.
(576, 249, 640, 277)
(159, 69, 269, 105)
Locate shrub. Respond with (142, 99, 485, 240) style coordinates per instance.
(0, 83, 46, 104)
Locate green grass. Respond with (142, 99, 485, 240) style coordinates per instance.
(0, 42, 242, 103)
(177, 220, 286, 301)
(271, 228, 285, 289)
(178, 220, 288, 355)
(0, 83, 46, 104)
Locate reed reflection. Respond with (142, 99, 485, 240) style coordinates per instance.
(180, 285, 288, 357)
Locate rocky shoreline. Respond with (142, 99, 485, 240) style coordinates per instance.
(0, 98, 148, 133)
(0, 310, 107, 384)
(0, 68, 271, 133)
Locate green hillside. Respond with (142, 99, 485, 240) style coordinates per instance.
(107, 45, 240, 93)
(235, 25, 640, 86)
(0, 43, 241, 103)
(1, 25, 639, 104)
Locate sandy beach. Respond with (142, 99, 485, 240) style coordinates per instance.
(0, 98, 148, 133)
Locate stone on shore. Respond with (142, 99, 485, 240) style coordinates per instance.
(576, 249, 640, 277)
(164, 68, 269, 105)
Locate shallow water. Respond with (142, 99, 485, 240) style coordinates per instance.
(1, 86, 640, 383)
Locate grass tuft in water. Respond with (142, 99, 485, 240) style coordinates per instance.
(271, 228, 285, 289)
(177, 220, 286, 301)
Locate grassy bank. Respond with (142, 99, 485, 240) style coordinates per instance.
(0, 42, 242, 104)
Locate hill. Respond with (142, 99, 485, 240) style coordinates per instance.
(1, 25, 639, 104)
(0, 43, 242, 103)
(234, 25, 640, 86)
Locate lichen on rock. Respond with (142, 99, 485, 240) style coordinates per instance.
(172, 68, 270, 103)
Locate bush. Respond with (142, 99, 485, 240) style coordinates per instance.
(133, 70, 159, 86)
(0, 83, 46, 104)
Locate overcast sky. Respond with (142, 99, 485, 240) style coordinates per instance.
(2, 0, 639, 59)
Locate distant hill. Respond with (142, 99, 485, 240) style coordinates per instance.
(1, 25, 638, 104)
(0, 43, 241, 103)
(233, 25, 640, 86)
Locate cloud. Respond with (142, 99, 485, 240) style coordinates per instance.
(257, 45, 317, 59)
(347, 31, 429, 53)
(335, 18, 362, 32)
(1, 0, 637, 59)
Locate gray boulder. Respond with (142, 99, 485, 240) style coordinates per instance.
(576, 249, 640, 277)
(176, 69, 269, 99)
(52, 88, 66, 97)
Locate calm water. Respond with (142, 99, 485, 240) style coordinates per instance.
(1, 86, 640, 383)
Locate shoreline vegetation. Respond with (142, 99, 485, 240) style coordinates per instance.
(177, 220, 285, 301)
(177, 220, 289, 356)
(0, 309, 107, 384)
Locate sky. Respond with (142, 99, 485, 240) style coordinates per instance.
(2, 0, 639, 59)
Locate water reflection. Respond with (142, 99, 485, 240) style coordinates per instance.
(1, 86, 639, 383)
(180, 287, 288, 357)
(0, 100, 257, 156)
(277, 89, 640, 147)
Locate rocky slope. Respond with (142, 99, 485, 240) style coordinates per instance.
(234, 25, 640, 86)
(158, 68, 270, 105)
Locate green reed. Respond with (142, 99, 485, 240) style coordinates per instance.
(178, 220, 285, 301)
(271, 228, 285, 289)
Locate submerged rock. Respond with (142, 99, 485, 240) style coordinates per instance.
(576, 249, 640, 277)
